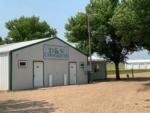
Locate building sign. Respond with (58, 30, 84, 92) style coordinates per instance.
(43, 44, 69, 59)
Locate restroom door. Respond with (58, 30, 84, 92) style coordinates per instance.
(33, 61, 44, 88)
(69, 62, 77, 84)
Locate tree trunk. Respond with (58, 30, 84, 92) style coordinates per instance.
(115, 62, 120, 80)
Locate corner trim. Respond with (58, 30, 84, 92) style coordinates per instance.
(9, 52, 12, 90)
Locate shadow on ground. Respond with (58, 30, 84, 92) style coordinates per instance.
(0, 100, 57, 113)
(143, 82, 150, 86)
(143, 82, 150, 89)
(94, 77, 150, 82)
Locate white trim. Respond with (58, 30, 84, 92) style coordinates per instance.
(126, 59, 150, 63)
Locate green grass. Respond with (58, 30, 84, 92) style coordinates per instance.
(107, 63, 124, 70)
(107, 63, 150, 75)
(107, 69, 150, 75)
(107, 63, 150, 91)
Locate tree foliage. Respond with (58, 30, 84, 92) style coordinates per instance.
(111, 0, 150, 50)
(5, 16, 57, 43)
(0, 36, 4, 45)
(128, 0, 150, 44)
(65, 0, 139, 79)
(65, 12, 89, 54)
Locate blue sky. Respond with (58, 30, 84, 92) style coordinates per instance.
(128, 50, 150, 60)
(0, 0, 89, 41)
(0, 0, 149, 59)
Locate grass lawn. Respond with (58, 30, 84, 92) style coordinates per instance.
(107, 63, 125, 70)
(107, 69, 150, 75)
(107, 63, 150, 75)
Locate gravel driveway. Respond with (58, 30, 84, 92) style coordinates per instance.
(0, 72, 150, 113)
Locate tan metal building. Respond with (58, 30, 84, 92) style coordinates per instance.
(0, 37, 88, 90)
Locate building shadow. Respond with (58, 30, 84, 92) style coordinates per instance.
(93, 77, 150, 83)
(0, 99, 57, 113)
(143, 82, 150, 86)
(143, 82, 150, 87)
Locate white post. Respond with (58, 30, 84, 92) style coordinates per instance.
(49, 74, 53, 87)
(64, 74, 68, 85)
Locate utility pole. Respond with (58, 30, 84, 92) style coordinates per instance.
(87, 15, 92, 72)
(87, 13, 98, 82)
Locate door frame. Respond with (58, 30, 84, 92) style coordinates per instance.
(68, 62, 77, 85)
(33, 61, 44, 88)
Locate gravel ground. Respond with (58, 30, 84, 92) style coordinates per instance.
(0, 72, 150, 113)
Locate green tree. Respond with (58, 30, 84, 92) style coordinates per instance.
(65, 0, 138, 79)
(0, 36, 4, 45)
(111, 0, 150, 50)
(66, 12, 89, 54)
(5, 16, 57, 43)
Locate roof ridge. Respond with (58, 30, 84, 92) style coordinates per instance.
(0, 37, 52, 53)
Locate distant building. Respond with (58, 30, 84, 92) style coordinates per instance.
(89, 54, 107, 80)
(125, 59, 150, 69)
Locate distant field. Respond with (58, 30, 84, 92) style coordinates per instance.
(107, 63, 125, 70)
(107, 69, 150, 75)
(106, 63, 150, 75)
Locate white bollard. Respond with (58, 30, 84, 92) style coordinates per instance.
(49, 74, 53, 87)
(64, 74, 68, 85)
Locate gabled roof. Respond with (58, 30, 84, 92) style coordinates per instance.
(0, 38, 50, 53)
(0, 37, 87, 56)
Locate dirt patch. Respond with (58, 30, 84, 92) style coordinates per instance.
(0, 100, 57, 113)
(0, 72, 150, 113)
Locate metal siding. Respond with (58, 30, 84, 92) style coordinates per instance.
(146, 64, 150, 69)
(12, 38, 87, 90)
(126, 59, 150, 70)
(125, 63, 150, 70)
(125, 64, 132, 69)
(0, 53, 9, 90)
